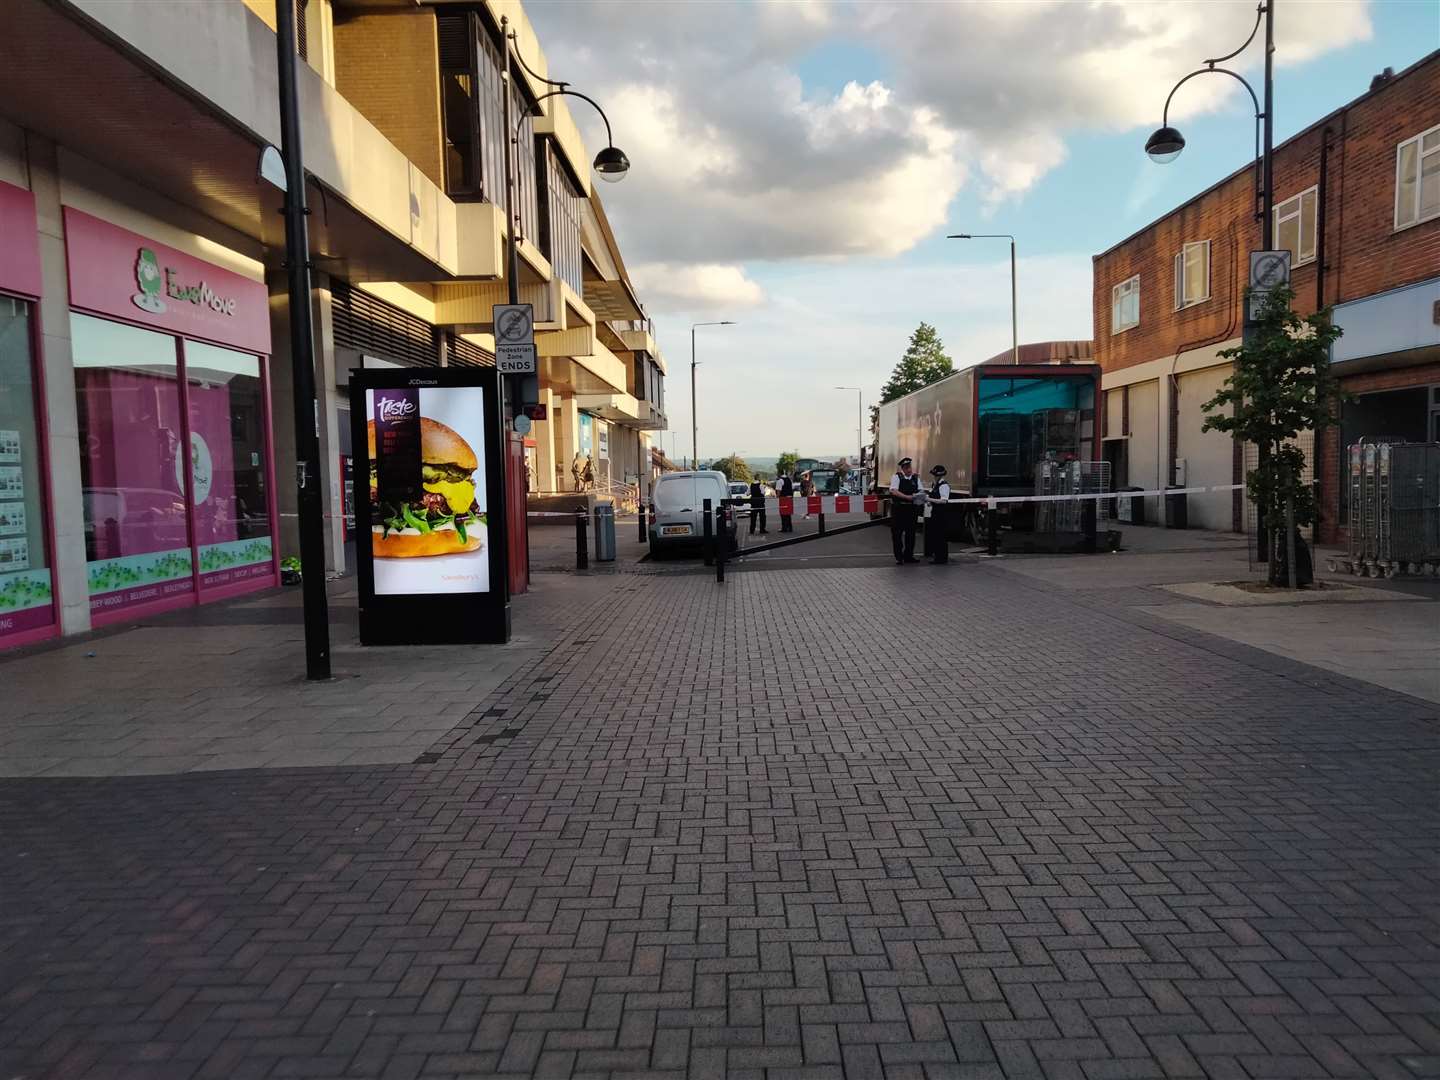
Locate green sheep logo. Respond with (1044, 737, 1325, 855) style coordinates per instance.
(132, 248, 167, 313)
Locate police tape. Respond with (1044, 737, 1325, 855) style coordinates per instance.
(720, 484, 1244, 515)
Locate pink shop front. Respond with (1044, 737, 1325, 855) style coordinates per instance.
(63, 208, 279, 629)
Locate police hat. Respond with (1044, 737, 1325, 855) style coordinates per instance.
(898, 457, 913, 467)
(930, 464, 947, 477)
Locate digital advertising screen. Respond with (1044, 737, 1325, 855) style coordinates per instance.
(351, 370, 508, 645)
(366, 384, 489, 595)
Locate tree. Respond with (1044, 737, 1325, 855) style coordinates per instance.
(775, 451, 799, 477)
(710, 453, 752, 482)
(1201, 285, 1344, 587)
(873, 321, 954, 432)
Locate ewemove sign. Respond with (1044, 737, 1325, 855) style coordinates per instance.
(63, 208, 270, 353)
(351, 368, 510, 645)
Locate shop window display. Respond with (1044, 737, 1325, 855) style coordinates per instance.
(0, 297, 53, 639)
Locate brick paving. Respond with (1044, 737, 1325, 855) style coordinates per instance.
(2, 561, 1439, 1079)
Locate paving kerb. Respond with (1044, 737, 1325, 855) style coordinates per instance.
(0, 574, 625, 777)
(2, 553, 1437, 1080)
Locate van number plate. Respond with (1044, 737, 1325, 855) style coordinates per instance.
(660, 525, 692, 536)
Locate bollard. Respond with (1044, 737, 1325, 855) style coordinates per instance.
(715, 506, 727, 583)
(702, 498, 714, 566)
(575, 507, 588, 570)
(818, 511, 826, 537)
(638, 502, 648, 543)
(986, 507, 998, 557)
(1080, 498, 1097, 554)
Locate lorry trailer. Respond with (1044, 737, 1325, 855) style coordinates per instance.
(875, 359, 1102, 530)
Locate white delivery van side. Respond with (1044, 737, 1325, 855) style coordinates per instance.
(650, 471, 734, 555)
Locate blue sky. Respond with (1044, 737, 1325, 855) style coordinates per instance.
(530, 0, 1439, 461)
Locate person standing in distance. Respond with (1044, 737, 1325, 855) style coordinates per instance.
(924, 465, 951, 564)
(748, 477, 768, 535)
(889, 457, 921, 564)
(776, 471, 795, 533)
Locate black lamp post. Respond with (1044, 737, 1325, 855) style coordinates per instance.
(502, 18, 629, 312)
(691, 321, 735, 467)
(1147, 2, 1276, 558)
(496, 17, 628, 578)
(274, 0, 330, 679)
(1145, 2, 1275, 250)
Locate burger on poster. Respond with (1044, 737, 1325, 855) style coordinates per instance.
(367, 418, 485, 557)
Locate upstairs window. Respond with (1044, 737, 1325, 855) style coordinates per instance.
(1395, 124, 1440, 230)
(539, 143, 582, 294)
(1274, 187, 1317, 266)
(1173, 240, 1211, 309)
(1112, 275, 1140, 333)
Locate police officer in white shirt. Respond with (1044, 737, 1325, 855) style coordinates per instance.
(889, 457, 921, 563)
(924, 464, 952, 564)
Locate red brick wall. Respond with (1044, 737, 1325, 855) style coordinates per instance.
(1093, 53, 1440, 377)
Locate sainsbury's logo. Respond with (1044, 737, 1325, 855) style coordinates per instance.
(377, 397, 417, 421)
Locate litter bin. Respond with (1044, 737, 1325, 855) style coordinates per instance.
(1118, 487, 1146, 525)
(1164, 489, 1188, 529)
(593, 503, 616, 561)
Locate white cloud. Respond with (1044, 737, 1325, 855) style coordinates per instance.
(630, 262, 766, 314)
(663, 253, 1096, 458)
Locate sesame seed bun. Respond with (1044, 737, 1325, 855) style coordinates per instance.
(367, 418, 478, 471)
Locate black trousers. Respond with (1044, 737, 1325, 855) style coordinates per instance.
(925, 508, 948, 563)
(749, 506, 767, 533)
(780, 514, 793, 533)
(891, 510, 917, 561)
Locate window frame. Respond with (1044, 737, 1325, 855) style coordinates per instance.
(1272, 186, 1318, 267)
(1111, 274, 1140, 334)
(1394, 122, 1440, 231)
(1172, 239, 1211, 310)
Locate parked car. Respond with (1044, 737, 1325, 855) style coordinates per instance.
(650, 471, 736, 557)
(727, 481, 752, 503)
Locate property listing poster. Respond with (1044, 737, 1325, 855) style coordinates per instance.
(366, 386, 488, 595)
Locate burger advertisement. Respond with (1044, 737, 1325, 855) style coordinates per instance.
(364, 384, 489, 596)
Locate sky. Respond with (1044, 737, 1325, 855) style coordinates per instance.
(524, 0, 1440, 463)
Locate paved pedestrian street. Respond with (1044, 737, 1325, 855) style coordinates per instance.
(3, 558, 1439, 1080)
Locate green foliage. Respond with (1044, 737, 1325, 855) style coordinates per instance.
(873, 322, 954, 433)
(709, 453, 753, 482)
(775, 451, 799, 477)
(1201, 285, 1345, 584)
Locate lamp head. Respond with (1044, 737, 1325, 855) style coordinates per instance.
(947, 233, 973, 239)
(593, 145, 630, 182)
(1145, 126, 1186, 163)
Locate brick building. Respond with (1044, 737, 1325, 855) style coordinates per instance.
(1092, 50, 1440, 541)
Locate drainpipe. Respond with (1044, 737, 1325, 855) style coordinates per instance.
(1316, 126, 1332, 311)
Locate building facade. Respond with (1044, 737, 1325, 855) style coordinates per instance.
(0, 0, 661, 651)
(1092, 51, 1440, 540)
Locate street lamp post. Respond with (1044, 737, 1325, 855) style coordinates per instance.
(1145, 2, 1276, 558)
(497, 17, 629, 580)
(274, 0, 330, 680)
(947, 234, 1018, 365)
(835, 387, 862, 468)
(1144, 2, 1275, 249)
(691, 321, 735, 467)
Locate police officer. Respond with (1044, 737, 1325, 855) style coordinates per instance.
(925, 465, 951, 564)
(889, 457, 921, 564)
(748, 478, 768, 535)
(776, 472, 795, 533)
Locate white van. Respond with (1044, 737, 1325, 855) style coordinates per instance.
(650, 470, 736, 556)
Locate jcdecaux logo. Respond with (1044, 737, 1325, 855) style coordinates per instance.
(132, 247, 238, 318)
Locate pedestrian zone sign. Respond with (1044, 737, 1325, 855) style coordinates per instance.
(1247, 250, 1291, 323)
(493, 303, 536, 373)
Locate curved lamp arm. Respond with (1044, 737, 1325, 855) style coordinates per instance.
(1160, 65, 1261, 127)
(1202, 3, 1264, 67)
(507, 30, 569, 91)
(518, 88, 617, 151)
